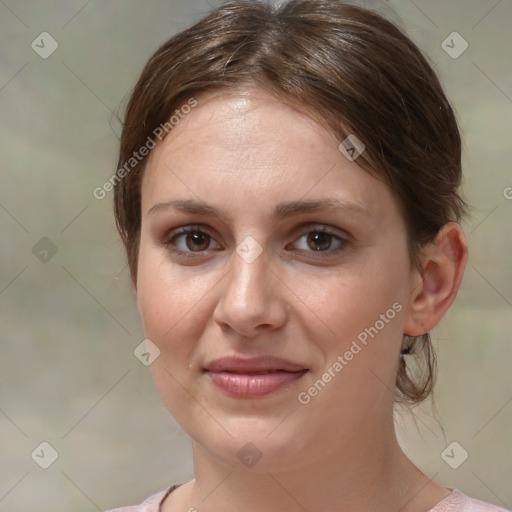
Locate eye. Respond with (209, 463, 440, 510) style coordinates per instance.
(289, 226, 349, 257)
(164, 225, 222, 257)
(163, 224, 349, 261)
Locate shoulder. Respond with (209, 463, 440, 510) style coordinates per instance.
(105, 488, 169, 512)
(430, 489, 509, 512)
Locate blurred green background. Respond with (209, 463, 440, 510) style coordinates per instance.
(0, 1, 510, 510)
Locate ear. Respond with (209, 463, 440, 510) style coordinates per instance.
(404, 222, 468, 336)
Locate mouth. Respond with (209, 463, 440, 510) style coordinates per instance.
(203, 356, 308, 398)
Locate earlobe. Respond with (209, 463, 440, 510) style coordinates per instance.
(404, 222, 468, 336)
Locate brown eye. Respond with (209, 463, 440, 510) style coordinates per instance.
(185, 232, 210, 251)
(289, 226, 348, 258)
(306, 232, 334, 251)
(164, 225, 222, 258)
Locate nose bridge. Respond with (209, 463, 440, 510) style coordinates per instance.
(213, 237, 288, 334)
(227, 241, 270, 307)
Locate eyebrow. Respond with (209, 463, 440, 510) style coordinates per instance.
(147, 197, 372, 221)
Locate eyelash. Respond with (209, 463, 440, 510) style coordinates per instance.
(163, 224, 350, 260)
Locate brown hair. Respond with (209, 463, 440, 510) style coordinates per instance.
(113, 0, 468, 405)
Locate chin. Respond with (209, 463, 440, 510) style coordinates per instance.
(185, 414, 314, 472)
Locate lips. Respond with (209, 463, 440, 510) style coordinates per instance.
(204, 355, 307, 373)
(203, 356, 308, 398)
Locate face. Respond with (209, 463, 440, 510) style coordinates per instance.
(136, 88, 417, 471)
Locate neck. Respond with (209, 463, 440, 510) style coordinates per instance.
(178, 417, 443, 512)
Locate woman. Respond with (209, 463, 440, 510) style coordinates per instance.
(107, 1, 507, 510)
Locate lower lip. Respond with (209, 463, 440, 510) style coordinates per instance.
(206, 370, 308, 398)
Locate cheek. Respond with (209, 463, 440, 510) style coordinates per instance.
(137, 241, 202, 329)
(136, 250, 214, 421)
(313, 260, 406, 338)
(306, 252, 408, 396)
(136, 245, 219, 369)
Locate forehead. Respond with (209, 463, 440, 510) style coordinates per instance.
(140, 88, 396, 223)
(148, 88, 336, 170)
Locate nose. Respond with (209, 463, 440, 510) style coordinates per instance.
(212, 243, 289, 338)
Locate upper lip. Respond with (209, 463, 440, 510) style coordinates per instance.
(204, 356, 307, 373)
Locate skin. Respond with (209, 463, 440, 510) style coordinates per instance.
(135, 87, 468, 512)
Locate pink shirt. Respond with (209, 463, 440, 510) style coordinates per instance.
(106, 486, 509, 512)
